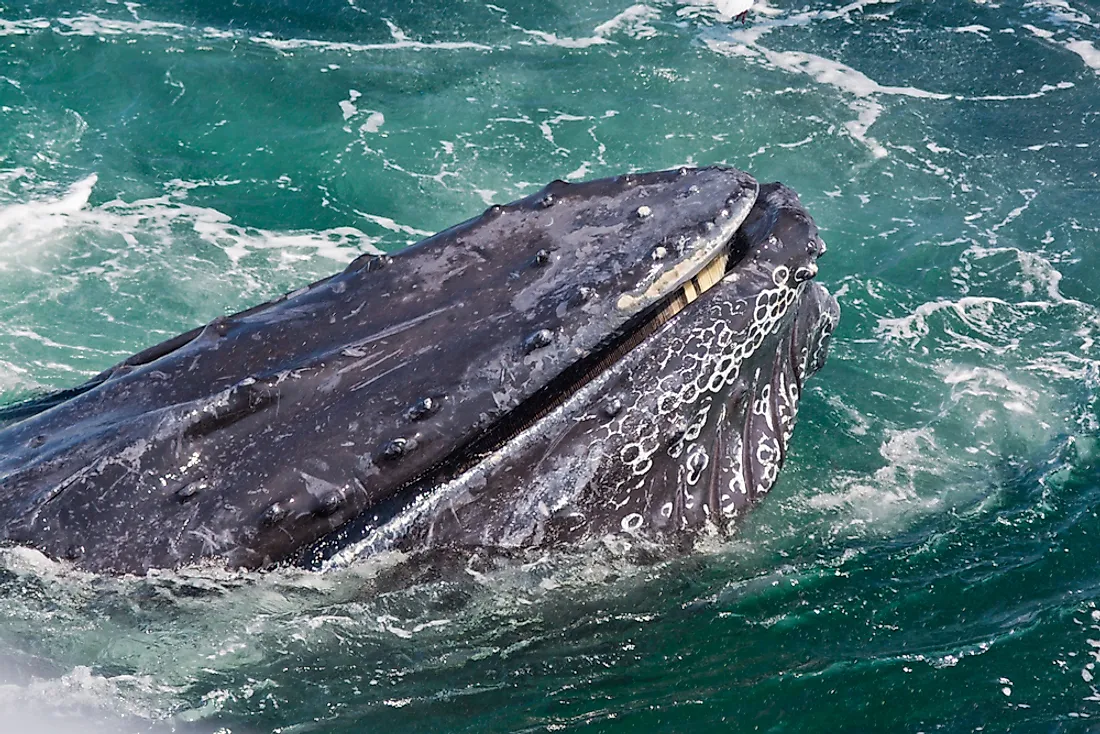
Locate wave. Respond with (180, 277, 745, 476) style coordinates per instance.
(701, 0, 1087, 158)
(0, 172, 394, 397)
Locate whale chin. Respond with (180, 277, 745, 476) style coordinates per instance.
(0, 167, 837, 575)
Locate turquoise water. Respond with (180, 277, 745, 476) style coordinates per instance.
(1, 0, 1099, 731)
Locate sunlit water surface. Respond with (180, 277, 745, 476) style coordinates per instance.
(1, 0, 1099, 731)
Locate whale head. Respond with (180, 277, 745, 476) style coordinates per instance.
(312, 180, 840, 565)
(0, 168, 837, 574)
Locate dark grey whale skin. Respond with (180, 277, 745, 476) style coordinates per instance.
(321, 182, 839, 567)
(0, 167, 837, 575)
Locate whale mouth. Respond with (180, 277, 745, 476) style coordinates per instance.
(302, 236, 742, 565)
(536, 239, 735, 406)
(430, 239, 737, 474)
(650, 243, 732, 328)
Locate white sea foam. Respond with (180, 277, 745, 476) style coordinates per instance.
(565, 161, 593, 180)
(950, 25, 992, 35)
(360, 111, 385, 133)
(806, 427, 953, 530)
(538, 112, 588, 147)
(1023, 18, 1100, 75)
(963, 244, 1078, 304)
(340, 89, 361, 121)
(0, 360, 33, 396)
(0, 172, 384, 272)
(704, 0, 1078, 157)
(251, 35, 493, 54)
(1025, 0, 1098, 29)
(338, 90, 385, 135)
(705, 37, 891, 157)
(677, 0, 785, 22)
(0, 663, 174, 732)
(744, 46, 956, 161)
(1065, 39, 1100, 71)
(0, 18, 51, 36)
(52, 14, 192, 38)
(753, 48, 952, 101)
(816, 389, 873, 438)
(854, 235, 1099, 541)
(800, 349, 1067, 538)
(967, 81, 1075, 102)
(874, 278, 1080, 350)
(0, 174, 98, 253)
(517, 29, 612, 49)
(353, 211, 432, 237)
(3, 7, 494, 57)
(594, 4, 661, 40)
(940, 365, 1043, 416)
(0, 172, 405, 392)
(702, 0, 945, 159)
(1023, 23, 1057, 39)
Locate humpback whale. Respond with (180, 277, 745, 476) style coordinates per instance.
(0, 167, 838, 574)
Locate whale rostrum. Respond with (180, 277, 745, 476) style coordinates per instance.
(0, 167, 838, 574)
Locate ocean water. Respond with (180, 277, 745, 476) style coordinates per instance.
(0, 0, 1098, 731)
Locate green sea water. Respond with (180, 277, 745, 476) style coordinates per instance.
(1, 0, 1099, 731)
